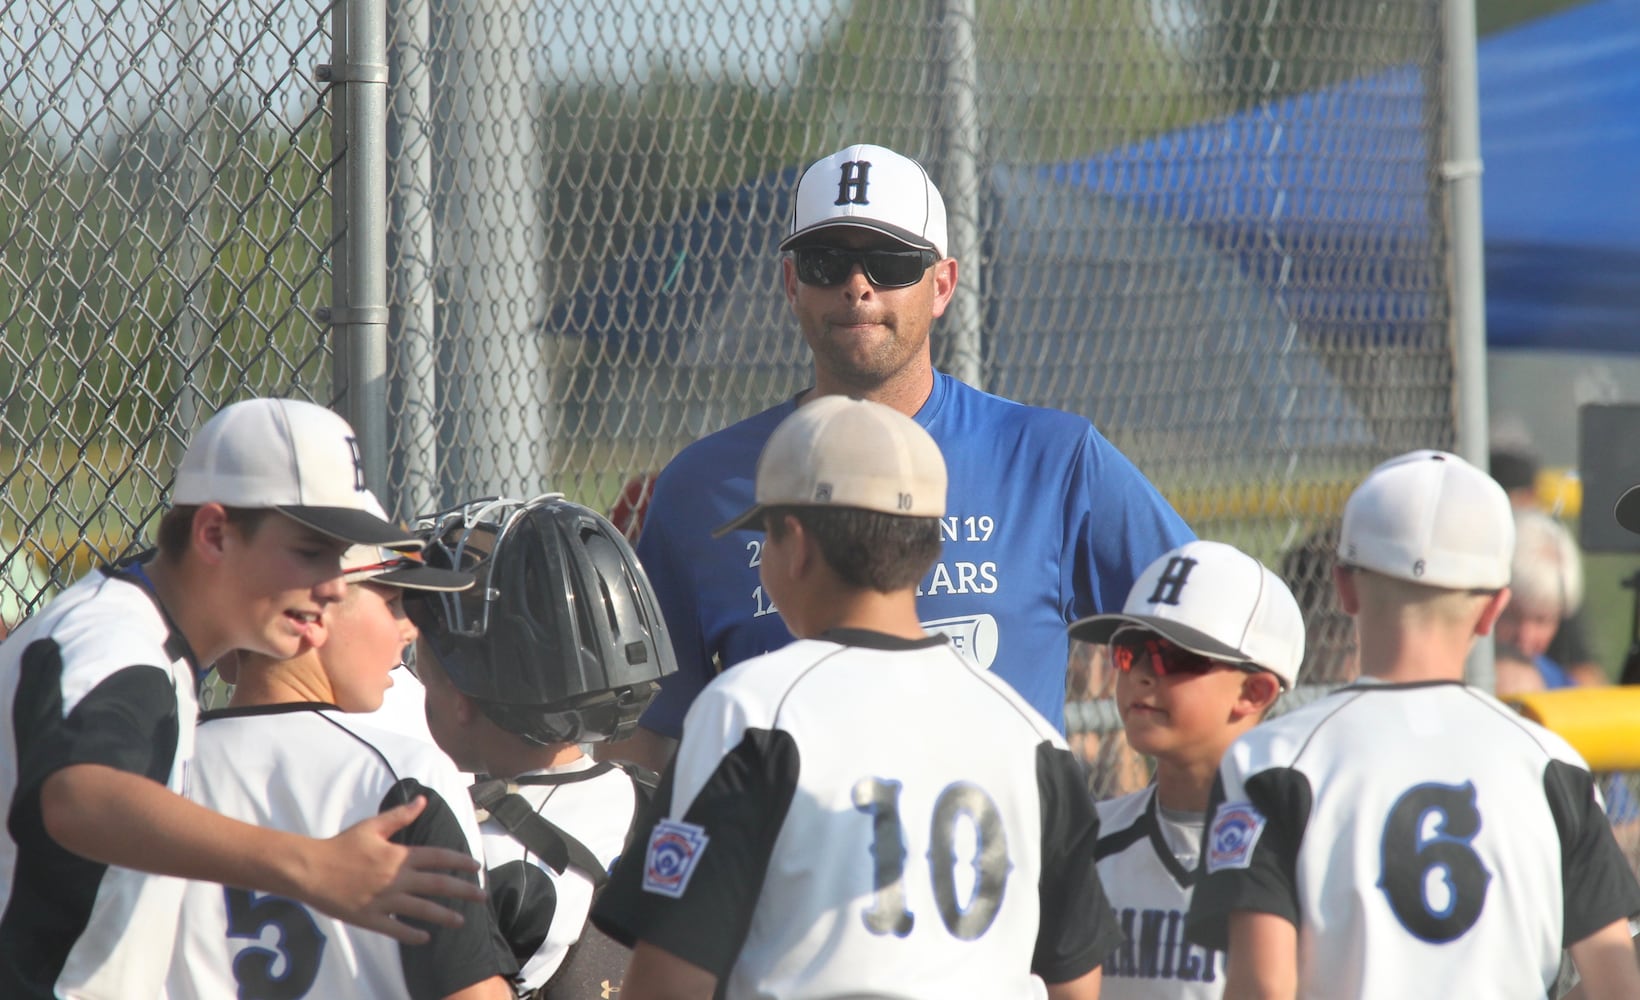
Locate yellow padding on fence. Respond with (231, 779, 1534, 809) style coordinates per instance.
(1503, 687, 1640, 772)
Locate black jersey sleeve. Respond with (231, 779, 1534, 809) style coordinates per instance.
(590, 727, 799, 978)
(1543, 760, 1640, 945)
(380, 779, 517, 999)
(1185, 767, 1312, 951)
(1032, 742, 1123, 983)
(12, 642, 180, 795)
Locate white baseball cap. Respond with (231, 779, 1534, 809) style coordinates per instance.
(340, 493, 474, 592)
(779, 143, 948, 257)
(1068, 539, 1305, 689)
(173, 398, 419, 550)
(1337, 449, 1514, 591)
(713, 396, 946, 537)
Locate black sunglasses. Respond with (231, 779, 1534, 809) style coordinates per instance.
(792, 246, 938, 289)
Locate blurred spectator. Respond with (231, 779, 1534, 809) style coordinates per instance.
(1493, 640, 1547, 698)
(1491, 442, 1607, 684)
(1496, 508, 1586, 690)
(1279, 524, 1358, 683)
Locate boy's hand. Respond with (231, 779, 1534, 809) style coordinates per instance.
(296, 795, 486, 945)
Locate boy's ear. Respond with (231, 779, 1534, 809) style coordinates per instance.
(1236, 670, 1284, 719)
(190, 503, 232, 565)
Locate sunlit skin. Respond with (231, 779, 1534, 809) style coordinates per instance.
(148, 505, 349, 665)
(781, 228, 958, 415)
(415, 638, 476, 773)
(321, 582, 418, 712)
(228, 580, 417, 714)
(1114, 632, 1280, 812)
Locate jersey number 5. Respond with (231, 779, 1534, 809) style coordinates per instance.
(224, 887, 327, 999)
(852, 777, 1012, 941)
(1377, 781, 1490, 943)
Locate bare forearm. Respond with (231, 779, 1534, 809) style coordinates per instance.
(620, 942, 717, 1000)
(1565, 918, 1640, 1000)
(1224, 911, 1298, 1000)
(41, 764, 309, 896)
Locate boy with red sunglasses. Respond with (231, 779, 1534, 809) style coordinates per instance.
(1067, 538, 1303, 997)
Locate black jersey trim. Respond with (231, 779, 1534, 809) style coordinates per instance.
(199, 701, 338, 722)
(816, 627, 951, 651)
(1094, 789, 1197, 888)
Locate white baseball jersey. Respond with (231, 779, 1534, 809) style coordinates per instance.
(592, 629, 1122, 999)
(0, 564, 199, 1000)
(1186, 680, 1640, 997)
(480, 757, 641, 991)
(1095, 786, 1225, 997)
(167, 705, 514, 1000)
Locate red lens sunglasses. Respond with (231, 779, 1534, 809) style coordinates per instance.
(1108, 627, 1246, 680)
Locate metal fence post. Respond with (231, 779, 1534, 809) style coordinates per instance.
(328, 0, 392, 499)
(940, 0, 983, 391)
(388, 0, 438, 520)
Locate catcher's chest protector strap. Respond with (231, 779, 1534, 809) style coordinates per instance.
(470, 762, 658, 890)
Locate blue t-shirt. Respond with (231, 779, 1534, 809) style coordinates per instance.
(636, 372, 1194, 735)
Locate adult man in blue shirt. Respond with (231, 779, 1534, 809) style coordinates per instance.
(605, 142, 1193, 771)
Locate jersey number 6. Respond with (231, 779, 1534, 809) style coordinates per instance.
(852, 777, 1012, 941)
(1377, 781, 1490, 943)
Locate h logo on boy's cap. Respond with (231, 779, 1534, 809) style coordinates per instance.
(1147, 556, 1198, 606)
(835, 160, 871, 206)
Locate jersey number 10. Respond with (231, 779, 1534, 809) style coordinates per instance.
(852, 777, 1012, 941)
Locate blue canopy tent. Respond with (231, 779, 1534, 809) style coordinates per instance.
(1042, 0, 1640, 354)
(1479, 0, 1640, 351)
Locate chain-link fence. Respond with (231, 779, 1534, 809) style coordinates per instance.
(1, 0, 337, 631)
(7, 5, 1453, 714)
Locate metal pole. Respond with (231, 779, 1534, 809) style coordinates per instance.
(327, 0, 391, 499)
(387, 0, 437, 519)
(1443, 0, 1492, 688)
(940, 0, 983, 389)
(439, 0, 546, 498)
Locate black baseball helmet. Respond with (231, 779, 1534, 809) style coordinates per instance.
(407, 494, 675, 745)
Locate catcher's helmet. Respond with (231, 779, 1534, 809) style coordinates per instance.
(407, 494, 675, 744)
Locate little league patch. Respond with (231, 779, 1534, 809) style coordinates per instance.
(643, 818, 710, 898)
(1206, 801, 1266, 873)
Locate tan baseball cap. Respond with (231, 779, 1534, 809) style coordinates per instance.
(713, 396, 947, 537)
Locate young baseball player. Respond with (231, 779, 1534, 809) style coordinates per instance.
(168, 502, 517, 1000)
(408, 494, 674, 999)
(591, 396, 1123, 999)
(1068, 538, 1302, 996)
(1185, 450, 1640, 998)
(0, 397, 485, 1000)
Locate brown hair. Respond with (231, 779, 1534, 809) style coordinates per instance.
(763, 506, 940, 592)
(155, 505, 275, 559)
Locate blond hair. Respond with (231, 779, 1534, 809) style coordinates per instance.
(1351, 568, 1493, 629)
(1510, 509, 1582, 617)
